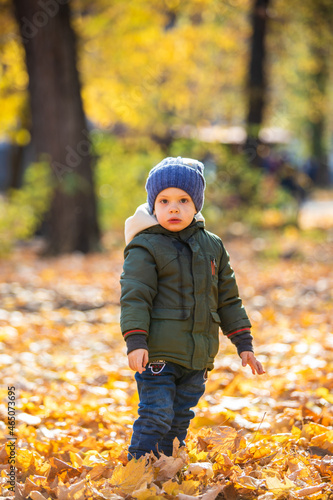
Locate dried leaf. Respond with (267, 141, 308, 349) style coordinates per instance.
(111, 457, 154, 495)
(185, 462, 214, 479)
(235, 475, 263, 490)
(132, 482, 161, 500)
(153, 453, 186, 481)
(266, 476, 295, 491)
(294, 483, 326, 497)
(199, 426, 238, 454)
(201, 485, 223, 500)
(57, 478, 86, 500)
(29, 492, 48, 500)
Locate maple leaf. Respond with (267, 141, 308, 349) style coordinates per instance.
(197, 426, 238, 454)
(153, 452, 186, 482)
(110, 457, 154, 495)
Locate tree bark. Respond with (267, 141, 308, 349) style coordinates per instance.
(12, 0, 100, 254)
(307, 18, 330, 185)
(245, 0, 270, 166)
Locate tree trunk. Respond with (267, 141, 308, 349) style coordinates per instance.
(308, 38, 330, 186)
(245, 0, 270, 166)
(12, 0, 100, 254)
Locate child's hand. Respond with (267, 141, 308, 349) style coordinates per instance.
(240, 351, 265, 375)
(128, 349, 149, 374)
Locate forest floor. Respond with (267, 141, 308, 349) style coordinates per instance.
(0, 228, 332, 499)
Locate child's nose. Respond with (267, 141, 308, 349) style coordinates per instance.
(169, 203, 179, 212)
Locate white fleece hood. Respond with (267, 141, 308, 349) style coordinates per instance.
(124, 203, 205, 245)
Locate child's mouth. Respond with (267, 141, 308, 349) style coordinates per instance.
(168, 218, 181, 223)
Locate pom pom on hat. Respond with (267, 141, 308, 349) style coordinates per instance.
(145, 156, 206, 214)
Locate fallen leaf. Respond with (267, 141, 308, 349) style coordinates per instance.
(154, 453, 186, 481)
(29, 492, 48, 500)
(295, 483, 326, 497)
(199, 426, 238, 454)
(185, 462, 214, 479)
(266, 476, 295, 491)
(111, 457, 154, 495)
(201, 485, 223, 500)
(57, 478, 86, 500)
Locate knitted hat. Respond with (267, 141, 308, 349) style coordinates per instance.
(145, 156, 206, 214)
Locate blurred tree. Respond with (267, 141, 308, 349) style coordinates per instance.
(306, 0, 332, 185)
(266, 0, 333, 185)
(74, 0, 250, 143)
(11, 0, 100, 254)
(245, 0, 270, 166)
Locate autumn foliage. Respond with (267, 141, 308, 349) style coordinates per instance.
(0, 233, 332, 499)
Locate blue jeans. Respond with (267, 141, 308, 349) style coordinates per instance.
(128, 361, 207, 459)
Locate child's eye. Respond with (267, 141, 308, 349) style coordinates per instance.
(160, 199, 168, 204)
(180, 198, 189, 204)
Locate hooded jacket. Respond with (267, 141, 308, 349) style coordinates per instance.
(120, 204, 253, 370)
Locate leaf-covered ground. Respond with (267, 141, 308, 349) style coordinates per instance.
(0, 232, 332, 499)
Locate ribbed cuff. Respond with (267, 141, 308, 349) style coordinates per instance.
(125, 334, 148, 355)
(227, 330, 254, 356)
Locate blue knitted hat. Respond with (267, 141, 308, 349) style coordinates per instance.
(145, 156, 206, 214)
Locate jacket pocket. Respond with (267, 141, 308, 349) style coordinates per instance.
(149, 308, 192, 357)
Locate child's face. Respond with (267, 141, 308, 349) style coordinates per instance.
(153, 187, 197, 232)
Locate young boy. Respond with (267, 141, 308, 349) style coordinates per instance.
(120, 156, 264, 459)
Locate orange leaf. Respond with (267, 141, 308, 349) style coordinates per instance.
(111, 457, 154, 495)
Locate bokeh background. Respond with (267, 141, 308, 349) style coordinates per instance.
(0, 0, 332, 255)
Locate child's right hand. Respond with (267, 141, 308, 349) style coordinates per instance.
(128, 349, 149, 374)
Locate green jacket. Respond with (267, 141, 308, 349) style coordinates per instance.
(120, 205, 252, 370)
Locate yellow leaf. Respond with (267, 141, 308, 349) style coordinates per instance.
(302, 423, 328, 440)
(179, 480, 200, 495)
(162, 479, 179, 496)
(132, 482, 161, 500)
(200, 426, 238, 454)
(82, 451, 106, 466)
(310, 431, 333, 453)
(235, 475, 262, 490)
(70, 452, 83, 468)
(188, 449, 208, 462)
(111, 457, 154, 495)
(16, 449, 34, 470)
(266, 476, 295, 491)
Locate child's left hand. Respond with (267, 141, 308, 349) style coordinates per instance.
(240, 351, 265, 375)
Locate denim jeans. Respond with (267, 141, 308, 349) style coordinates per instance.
(128, 361, 207, 459)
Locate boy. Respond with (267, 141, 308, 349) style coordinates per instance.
(120, 156, 264, 459)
